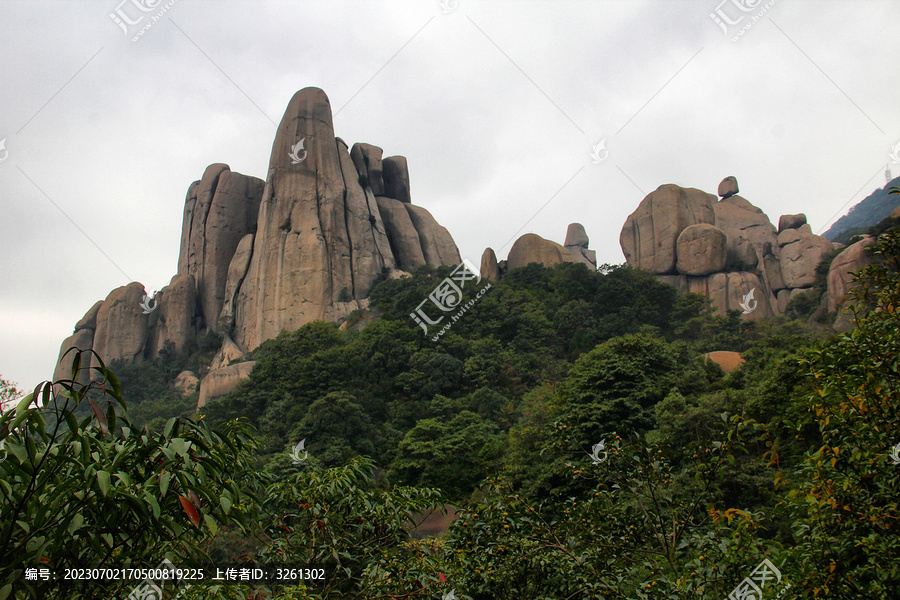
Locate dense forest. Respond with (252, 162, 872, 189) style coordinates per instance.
(2, 223, 899, 599)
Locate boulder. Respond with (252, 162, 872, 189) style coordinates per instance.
(780, 234, 833, 288)
(776, 289, 791, 313)
(564, 223, 597, 268)
(722, 228, 758, 270)
(892, 205, 900, 219)
(481, 248, 500, 281)
(349, 143, 385, 196)
(797, 223, 813, 236)
(173, 370, 199, 395)
(146, 273, 199, 357)
(209, 335, 245, 371)
(827, 235, 876, 313)
(675, 223, 727, 276)
(720, 194, 762, 214)
(703, 350, 744, 372)
(377, 196, 427, 271)
(507, 233, 576, 271)
(91, 282, 149, 368)
(777, 228, 801, 247)
(564, 223, 590, 247)
(778, 213, 807, 232)
(197, 361, 255, 408)
(717, 176, 739, 199)
(383, 156, 411, 203)
(405, 204, 461, 267)
(713, 199, 779, 272)
(620, 184, 717, 274)
(763, 254, 786, 292)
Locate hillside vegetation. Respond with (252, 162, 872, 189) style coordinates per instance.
(3, 227, 900, 599)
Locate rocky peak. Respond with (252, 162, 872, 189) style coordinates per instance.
(53, 87, 462, 401)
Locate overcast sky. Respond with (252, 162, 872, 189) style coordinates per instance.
(1, 0, 898, 391)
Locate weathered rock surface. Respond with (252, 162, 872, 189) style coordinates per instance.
(724, 229, 759, 269)
(777, 228, 801, 247)
(405, 204, 461, 267)
(717, 176, 739, 199)
(178, 165, 264, 333)
(75, 301, 103, 332)
(197, 361, 255, 408)
(480, 248, 500, 281)
(377, 196, 427, 272)
(91, 283, 149, 368)
(780, 232, 833, 289)
(713, 198, 778, 273)
(892, 205, 900, 218)
(54, 86, 463, 379)
(145, 273, 199, 357)
(620, 184, 717, 274)
(827, 235, 875, 313)
(506, 233, 576, 271)
(778, 213, 807, 232)
(763, 254, 785, 291)
(350, 143, 385, 196)
(564, 223, 597, 268)
(383, 156, 411, 203)
(219, 233, 254, 334)
(776, 289, 791, 313)
(173, 370, 199, 395)
(675, 223, 727, 276)
(209, 335, 245, 371)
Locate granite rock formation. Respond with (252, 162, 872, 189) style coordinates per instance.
(53, 87, 461, 405)
(482, 223, 598, 279)
(620, 178, 837, 323)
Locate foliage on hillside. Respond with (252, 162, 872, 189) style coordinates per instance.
(824, 177, 900, 242)
(8, 223, 899, 598)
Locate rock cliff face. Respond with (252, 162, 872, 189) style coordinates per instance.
(620, 178, 838, 322)
(53, 87, 461, 400)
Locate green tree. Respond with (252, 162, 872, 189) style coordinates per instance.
(0, 349, 260, 599)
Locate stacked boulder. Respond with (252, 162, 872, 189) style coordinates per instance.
(619, 178, 835, 319)
(53, 87, 461, 407)
(480, 223, 598, 281)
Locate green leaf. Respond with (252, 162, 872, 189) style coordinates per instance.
(0, 582, 12, 600)
(204, 514, 218, 535)
(68, 513, 84, 535)
(97, 470, 111, 496)
(160, 470, 171, 497)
